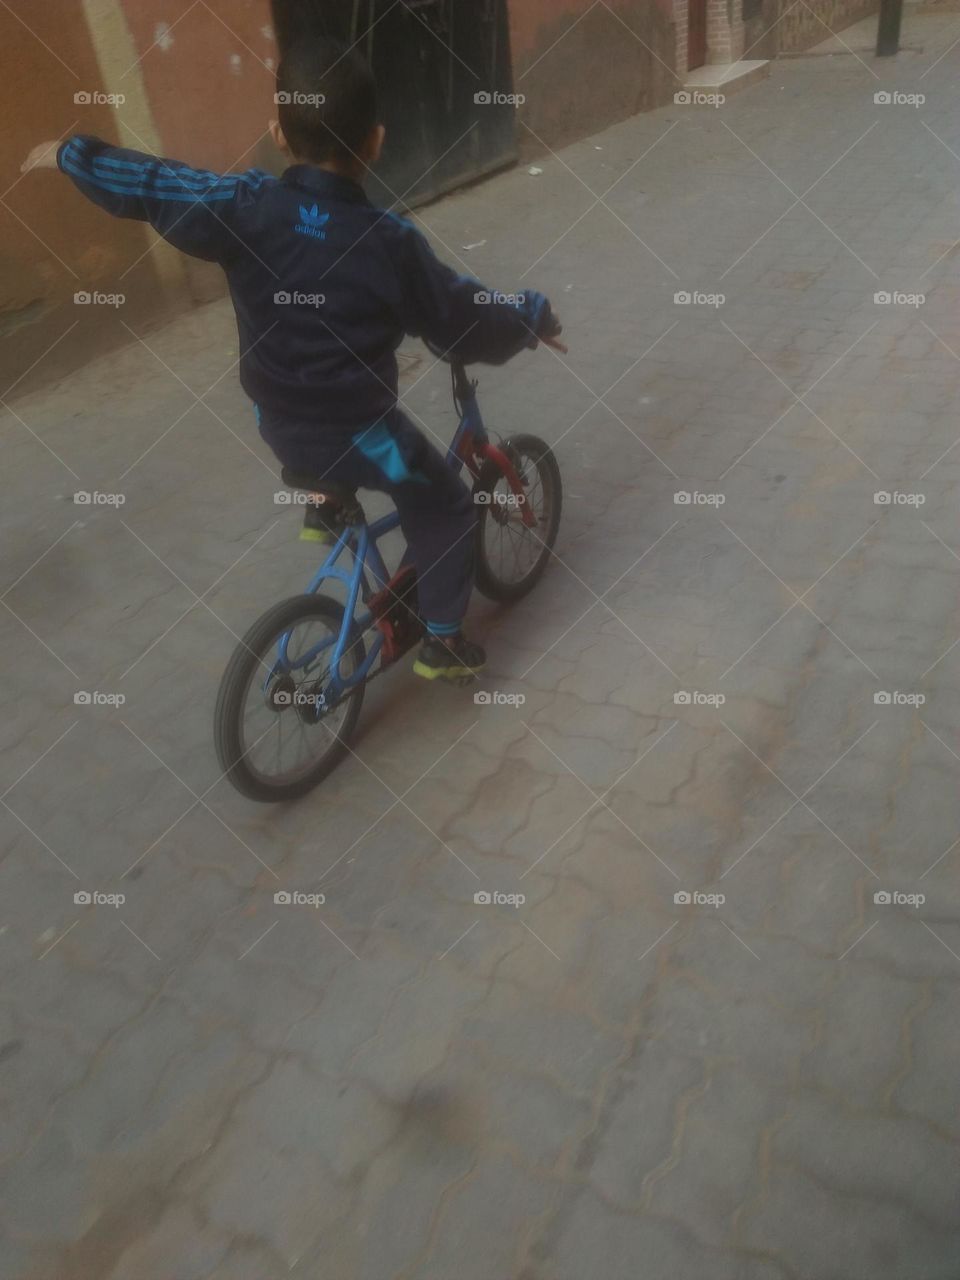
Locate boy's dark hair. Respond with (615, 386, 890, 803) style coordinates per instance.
(276, 39, 377, 166)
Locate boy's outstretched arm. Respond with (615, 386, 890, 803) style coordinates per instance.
(23, 135, 269, 264)
(393, 218, 563, 364)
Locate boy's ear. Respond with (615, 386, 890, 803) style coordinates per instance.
(368, 124, 386, 166)
(269, 119, 290, 157)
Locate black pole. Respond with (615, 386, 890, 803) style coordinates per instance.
(876, 0, 903, 56)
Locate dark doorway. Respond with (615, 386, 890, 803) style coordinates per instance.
(687, 0, 707, 70)
(270, 0, 518, 209)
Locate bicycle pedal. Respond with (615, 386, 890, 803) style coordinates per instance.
(300, 528, 334, 545)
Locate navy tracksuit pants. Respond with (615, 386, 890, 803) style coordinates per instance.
(259, 407, 476, 634)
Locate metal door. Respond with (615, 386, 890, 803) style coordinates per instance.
(270, 0, 518, 208)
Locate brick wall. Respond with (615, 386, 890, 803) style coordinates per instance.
(742, 0, 781, 61)
(674, 0, 690, 73)
(777, 0, 879, 51)
(714, 0, 747, 60)
(672, 0, 779, 74)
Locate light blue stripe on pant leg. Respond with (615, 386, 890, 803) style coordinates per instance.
(352, 421, 429, 485)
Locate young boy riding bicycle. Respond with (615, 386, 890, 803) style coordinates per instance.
(22, 38, 564, 682)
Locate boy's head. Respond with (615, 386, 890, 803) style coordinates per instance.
(271, 39, 384, 175)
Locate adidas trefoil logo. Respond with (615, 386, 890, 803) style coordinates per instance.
(295, 204, 330, 240)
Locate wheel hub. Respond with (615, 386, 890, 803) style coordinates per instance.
(265, 674, 332, 722)
(265, 674, 296, 712)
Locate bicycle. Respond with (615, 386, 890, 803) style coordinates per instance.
(214, 352, 563, 802)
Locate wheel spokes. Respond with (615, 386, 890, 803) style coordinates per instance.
(241, 615, 359, 785)
(483, 449, 553, 587)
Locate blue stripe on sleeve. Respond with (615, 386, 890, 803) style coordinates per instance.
(95, 163, 241, 191)
(91, 168, 242, 198)
(94, 155, 269, 192)
(60, 156, 242, 203)
(61, 140, 270, 202)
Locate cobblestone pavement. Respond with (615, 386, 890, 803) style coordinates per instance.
(4, 10, 960, 1279)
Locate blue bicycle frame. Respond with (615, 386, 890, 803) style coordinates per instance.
(270, 368, 492, 706)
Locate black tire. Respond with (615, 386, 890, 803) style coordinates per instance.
(215, 594, 366, 803)
(474, 434, 563, 602)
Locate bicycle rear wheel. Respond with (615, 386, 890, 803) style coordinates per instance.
(474, 434, 562, 602)
(214, 594, 366, 803)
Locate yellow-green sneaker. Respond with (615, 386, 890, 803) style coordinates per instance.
(413, 635, 486, 683)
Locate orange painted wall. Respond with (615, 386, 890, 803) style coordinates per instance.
(0, 0, 166, 393)
(0, 0, 285, 400)
(507, 0, 676, 151)
(117, 0, 279, 172)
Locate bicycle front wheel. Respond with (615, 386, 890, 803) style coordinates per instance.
(474, 434, 562, 602)
(214, 594, 366, 803)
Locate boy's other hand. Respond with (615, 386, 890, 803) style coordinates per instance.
(539, 305, 568, 355)
(21, 141, 63, 174)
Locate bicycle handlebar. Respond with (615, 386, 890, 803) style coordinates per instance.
(422, 326, 566, 366)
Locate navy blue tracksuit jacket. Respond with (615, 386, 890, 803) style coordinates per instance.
(58, 136, 553, 629)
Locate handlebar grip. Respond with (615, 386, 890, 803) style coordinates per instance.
(541, 309, 563, 339)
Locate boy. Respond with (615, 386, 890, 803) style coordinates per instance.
(22, 39, 563, 681)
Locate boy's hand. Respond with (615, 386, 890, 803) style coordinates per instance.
(21, 141, 63, 174)
(539, 305, 568, 355)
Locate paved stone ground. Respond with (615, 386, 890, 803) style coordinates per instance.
(4, 10, 960, 1279)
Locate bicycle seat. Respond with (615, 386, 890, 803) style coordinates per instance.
(281, 469, 357, 505)
(280, 469, 364, 537)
